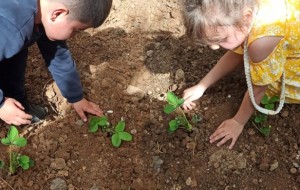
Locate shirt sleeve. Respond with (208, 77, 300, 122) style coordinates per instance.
(0, 17, 24, 107)
(36, 33, 83, 103)
(0, 89, 5, 108)
(0, 17, 23, 61)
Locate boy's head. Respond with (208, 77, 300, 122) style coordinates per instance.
(183, 0, 257, 46)
(38, 0, 112, 40)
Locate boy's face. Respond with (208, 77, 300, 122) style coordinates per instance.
(43, 17, 90, 41)
(39, 2, 90, 41)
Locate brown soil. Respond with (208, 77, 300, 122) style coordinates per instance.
(1, 0, 300, 189)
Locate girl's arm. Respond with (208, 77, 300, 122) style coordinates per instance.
(210, 84, 268, 149)
(183, 50, 243, 108)
(199, 51, 243, 90)
(234, 85, 268, 124)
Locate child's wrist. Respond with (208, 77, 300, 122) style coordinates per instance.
(233, 116, 246, 126)
(196, 83, 207, 92)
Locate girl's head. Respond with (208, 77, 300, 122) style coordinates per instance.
(39, 0, 112, 40)
(184, 0, 257, 50)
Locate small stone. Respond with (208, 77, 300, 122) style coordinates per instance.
(281, 110, 289, 118)
(107, 110, 114, 114)
(290, 167, 298, 174)
(130, 129, 137, 134)
(269, 160, 279, 171)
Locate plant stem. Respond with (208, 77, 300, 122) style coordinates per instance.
(178, 107, 192, 131)
(9, 146, 13, 174)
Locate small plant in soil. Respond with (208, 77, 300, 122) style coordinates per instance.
(164, 91, 193, 132)
(0, 126, 34, 175)
(252, 95, 279, 136)
(88, 116, 133, 148)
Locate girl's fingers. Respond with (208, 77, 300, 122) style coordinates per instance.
(229, 138, 237, 149)
(217, 135, 231, 147)
(210, 130, 225, 143)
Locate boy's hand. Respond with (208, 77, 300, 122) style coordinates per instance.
(72, 98, 103, 122)
(182, 84, 205, 111)
(0, 98, 32, 125)
(209, 118, 244, 149)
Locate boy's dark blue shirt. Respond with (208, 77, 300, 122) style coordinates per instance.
(0, 0, 83, 105)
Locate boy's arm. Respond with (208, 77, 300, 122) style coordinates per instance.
(36, 33, 83, 103)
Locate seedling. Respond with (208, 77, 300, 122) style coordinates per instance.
(88, 116, 133, 148)
(0, 126, 34, 175)
(252, 95, 279, 136)
(164, 91, 193, 132)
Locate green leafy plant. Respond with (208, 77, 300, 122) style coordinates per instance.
(164, 91, 193, 132)
(252, 95, 279, 136)
(0, 126, 34, 174)
(88, 116, 133, 148)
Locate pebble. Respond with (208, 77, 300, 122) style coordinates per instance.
(269, 160, 279, 171)
(281, 110, 289, 118)
(130, 129, 137, 134)
(290, 167, 298, 174)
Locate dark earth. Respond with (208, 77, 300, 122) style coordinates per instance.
(1, 0, 300, 189)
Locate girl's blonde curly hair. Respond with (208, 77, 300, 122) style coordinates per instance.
(183, 0, 257, 45)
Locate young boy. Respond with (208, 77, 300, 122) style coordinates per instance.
(0, 0, 112, 125)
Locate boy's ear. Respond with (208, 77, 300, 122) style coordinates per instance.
(50, 8, 69, 22)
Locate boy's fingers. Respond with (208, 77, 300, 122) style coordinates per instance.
(13, 99, 25, 110)
(78, 110, 87, 122)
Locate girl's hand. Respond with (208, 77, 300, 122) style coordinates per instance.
(209, 117, 244, 149)
(182, 84, 205, 111)
(72, 98, 103, 122)
(0, 98, 32, 125)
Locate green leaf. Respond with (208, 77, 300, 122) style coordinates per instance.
(88, 116, 109, 133)
(88, 124, 98, 133)
(265, 104, 274, 110)
(192, 114, 202, 123)
(0, 160, 4, 169)
(166, 91, 178, 105)
(168, 120, 179, 132)
(18, 155, 30, 163)
(112, 134, 121, 147)
(177, 98, 185, 107)
(269, 96, 279, 104)
(97, 116, 109, 126)
(115, 121, 125, 132)
(8, 126, 18, 143)
(259, 125, 272, 136)
(13, 137, 27, 147)
(29, 159, 35, 167)
(254, 116, 263, 123)
(20, 162, 30, 170)
(119, 132, 132, 141)
(261, 95, 269, 105)
(18, 155, 30, 170)
(1, 137, 11, 145)
(163, 104, 177, 114)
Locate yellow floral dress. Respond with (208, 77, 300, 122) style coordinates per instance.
(234, 0, 300, 103)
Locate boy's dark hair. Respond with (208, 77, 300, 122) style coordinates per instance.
(52, 0, 113, 27)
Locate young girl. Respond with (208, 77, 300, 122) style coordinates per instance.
(182, 0, 300, 149)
